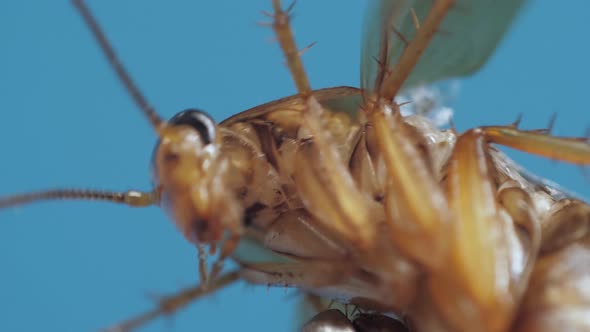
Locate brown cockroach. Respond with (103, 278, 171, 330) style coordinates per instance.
(1, 1, 589, 332)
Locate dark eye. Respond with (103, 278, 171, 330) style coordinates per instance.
(169, 109, 216, 144)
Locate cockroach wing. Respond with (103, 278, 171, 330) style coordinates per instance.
(361, 0, 528, 94)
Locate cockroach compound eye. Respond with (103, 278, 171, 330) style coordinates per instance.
(168, 109, 217, 145)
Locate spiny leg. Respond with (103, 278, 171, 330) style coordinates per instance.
(267, 1, 376, 250)
(481, 125, 590, 165)
(238, 259, 399, 310)
(370, 104, 452, 271)
(238, 260, 350, 289)
(100, 271, 241, 332)
(363, 1, 457, 271)
(270, 0, 312, 98)
(427, 129, 541, 332)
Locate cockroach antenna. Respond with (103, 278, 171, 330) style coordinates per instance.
(0, 0, 163, 210)
(0, 189, 156, 209)
(71, 0, 163, 130)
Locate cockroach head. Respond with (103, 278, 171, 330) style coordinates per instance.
(151, 108, 229, 244)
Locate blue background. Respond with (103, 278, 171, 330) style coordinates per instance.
(0, 1, 588, 331)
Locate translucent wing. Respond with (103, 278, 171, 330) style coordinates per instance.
(361, 0, 528, 94)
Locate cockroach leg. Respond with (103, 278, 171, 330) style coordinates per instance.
(100, 271, 241, 332)
(290, 137, 376, 251)
(263, 209, 348, 261)
(481, 125, 590, 165)
(238, 260, 350, 289)
(430, 129, 510, 332)
(428, 129, 540, 332)
(361, 0, 458, 272)
(236, 209, 392, 307)
(208, 233, 241, 283)
(197, 244, 209, 285)
(370, 103, 451, 271)
(496, 183, 542, 298)
(269, 0, 375, 250)
(270, 0, 312, 97)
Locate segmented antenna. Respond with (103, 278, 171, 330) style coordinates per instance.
(0, 1, 162, 210)
(0, 189, 156, 209)
(72, 0, 163, 130)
